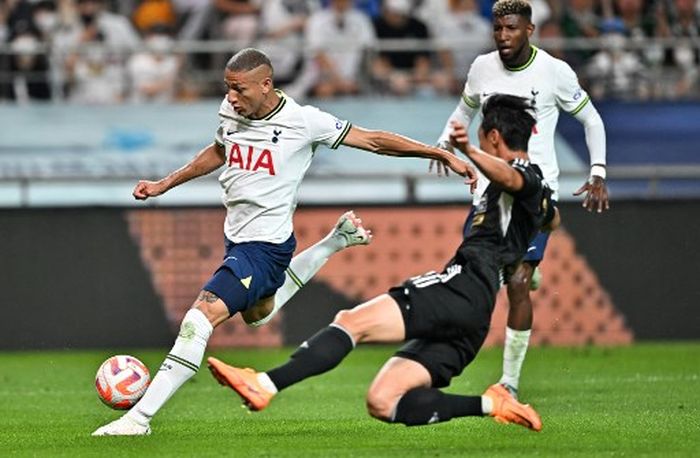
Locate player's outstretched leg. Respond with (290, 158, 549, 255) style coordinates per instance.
(483, 383, 542, 431)
(208, 322, 356, 411)
(92, 294, 223, 436)
(211, 294, 403, 410)
(247, 211, 372, 327)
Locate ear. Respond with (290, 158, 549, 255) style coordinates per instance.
(487, 129, 501, 149)
(260, 76, 273, 94)
(527, 22, 535, 38)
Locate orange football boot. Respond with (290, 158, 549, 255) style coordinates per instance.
(483, 383, 542, 432)
(207, 357, 274, 411)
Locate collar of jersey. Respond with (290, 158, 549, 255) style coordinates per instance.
(247, 89, 287, 121)
(504, 45, 538, 72)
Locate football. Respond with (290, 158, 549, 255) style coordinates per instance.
(95, 355, 150, 410)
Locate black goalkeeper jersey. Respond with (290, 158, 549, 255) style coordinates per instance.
(454, 158, 555, 270)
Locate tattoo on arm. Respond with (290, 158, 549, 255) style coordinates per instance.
(197, 291, 220, 303)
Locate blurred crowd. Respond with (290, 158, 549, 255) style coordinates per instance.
(1, 0, 700, 104)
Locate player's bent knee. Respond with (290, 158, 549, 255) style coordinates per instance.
(509, 265, 533, 287)
(192, 291, 230, 327)
(365, 393, 395, 422)
(507, 264, 534, 295)
(365, 385, 401, 422)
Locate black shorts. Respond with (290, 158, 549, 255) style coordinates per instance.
(388, 259, 499, 388)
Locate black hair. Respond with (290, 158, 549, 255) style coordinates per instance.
(226, 48, 273, 75)
(492, 0, 532, 22)
(480, 94, 536, 152)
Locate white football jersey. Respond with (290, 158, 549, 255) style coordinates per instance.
(214, 91, 351, 243)
(461, 46, 590, 199)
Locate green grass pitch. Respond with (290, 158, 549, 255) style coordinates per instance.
(1, 343, 698, 457)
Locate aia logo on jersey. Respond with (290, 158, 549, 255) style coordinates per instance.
(228, 143, 276, 175)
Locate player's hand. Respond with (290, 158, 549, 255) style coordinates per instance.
(573, 176, 609, 213)
(133, 180, 167, 200)
(428, 140, 454, 177)
(440, 153, 477, 190)
(463, 163, 478, 194)
(446, 121, 478, 192)
(448, 120, 469, 155)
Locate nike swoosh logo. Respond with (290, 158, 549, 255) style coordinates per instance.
(226, 130, 236, 136)
(224, 256, 238, 261)
(527, 247, 537, 252)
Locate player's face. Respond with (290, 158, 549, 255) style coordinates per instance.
(492, 14, 534, 66)
(224, 67, 271, 118)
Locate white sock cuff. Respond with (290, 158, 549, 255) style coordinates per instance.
(505, 327, 531, 341)
(481, 395, 493, 415)
(257, 372, 279, 394)
(329, 323, 356, 348)
(184, 309, 214, 338)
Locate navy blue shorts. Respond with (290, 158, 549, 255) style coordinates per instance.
(462, 204, 553, 265)
(202, 234, 296, 316)
(522, 231, 549, 263)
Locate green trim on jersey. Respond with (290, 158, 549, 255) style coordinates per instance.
(505, 45, 538, 72)
(569, 95, 590, 116)
(462, 93, 479, 109)
(261, 91, 287, 121)
(215, 139, 225, 147)
(331, 122, 353, 149)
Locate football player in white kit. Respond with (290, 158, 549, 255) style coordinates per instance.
(433, 0, 610, 401)
(93, 48, 474, 436)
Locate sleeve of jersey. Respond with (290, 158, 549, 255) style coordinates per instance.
(554, 60, 591, 116)
(461, 63, 481, 110)
(510, 159, 541, 198)
(303, 106, 352, 150)
(214, 122, 225, 147)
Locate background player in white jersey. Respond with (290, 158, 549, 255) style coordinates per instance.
(433, 0, 610, 398)
(93, 48, 474, 436)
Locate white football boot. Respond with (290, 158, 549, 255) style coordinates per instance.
(92, 415, 151, 436)
(332, 211, 372, 247)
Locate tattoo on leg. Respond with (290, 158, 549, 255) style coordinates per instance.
(197, 291, 220, 304)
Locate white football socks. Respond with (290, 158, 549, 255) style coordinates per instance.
(127, 309, 213, 425)
(481, 395, 494, 415)
(248, 230, 347, 327)
(256, 372, 278, 394)
(499, 327, 532, 390)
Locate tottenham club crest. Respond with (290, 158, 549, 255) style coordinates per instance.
(530, 88, 539, 107)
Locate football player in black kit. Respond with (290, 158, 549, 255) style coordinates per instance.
(208, 94, 560, 432)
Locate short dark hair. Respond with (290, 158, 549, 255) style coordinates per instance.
(226, 48, 273, 74)
(480, 94, 536, 152)
(492, 0, 532, 22)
